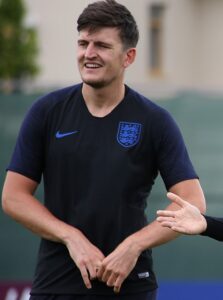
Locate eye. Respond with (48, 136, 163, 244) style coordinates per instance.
(78, 40, 88, 47)
(99, 44, 107, 48)
(97, 43, 111, 49)
(100, 45, 110, 49)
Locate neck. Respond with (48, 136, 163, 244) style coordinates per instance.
(82, 82, 125, 117)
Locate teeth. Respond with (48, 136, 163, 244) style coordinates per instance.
(85, 63, 101, 68)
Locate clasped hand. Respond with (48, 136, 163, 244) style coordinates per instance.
(97, 238, 139, 293)
(66, 230, 140, 293)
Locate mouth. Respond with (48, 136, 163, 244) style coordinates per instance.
(84, 63, 102, 69)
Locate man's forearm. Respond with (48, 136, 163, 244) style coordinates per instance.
(2, 183, 105, 290)
(2, 190, 78, 244)
(127, 219, 180, 254)
(2, 171, 75, 244)
(125, 200, 184, 253)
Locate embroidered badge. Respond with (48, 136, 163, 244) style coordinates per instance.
(117, 122, 142, 148)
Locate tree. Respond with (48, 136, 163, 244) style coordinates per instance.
(0, 0, 39, 93)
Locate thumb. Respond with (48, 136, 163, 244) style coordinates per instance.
(167, 192, 187, 208)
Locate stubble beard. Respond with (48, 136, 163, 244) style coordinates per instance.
(81, 75, 117, 90)
(82, 79, 108, 89)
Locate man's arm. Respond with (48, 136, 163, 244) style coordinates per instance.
(97, 179, 206, 293)
(2, 171, 104, 289)
(200, 216, 223, 241)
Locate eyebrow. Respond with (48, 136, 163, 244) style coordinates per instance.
(77, 39, 113, 47)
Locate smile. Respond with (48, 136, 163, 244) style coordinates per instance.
(84, 63, 102, 69)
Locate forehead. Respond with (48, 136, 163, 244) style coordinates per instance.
(78, 27, 122, 44)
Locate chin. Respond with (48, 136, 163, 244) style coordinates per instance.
(83, 79, 108, 89)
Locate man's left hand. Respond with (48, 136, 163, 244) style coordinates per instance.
(97, 238, 140, 293)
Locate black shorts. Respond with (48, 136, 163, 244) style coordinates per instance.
(30, 290, 157, 300)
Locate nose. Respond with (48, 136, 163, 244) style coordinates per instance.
(85, 43, 97, 59)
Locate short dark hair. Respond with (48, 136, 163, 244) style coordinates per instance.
(77, 0, 139, 49)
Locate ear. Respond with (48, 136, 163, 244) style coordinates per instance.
(123, 48, 136, 68)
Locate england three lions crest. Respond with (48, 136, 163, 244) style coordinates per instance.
(117, 122, 142, 148)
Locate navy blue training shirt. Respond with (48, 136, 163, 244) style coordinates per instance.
(7, 84, 198, 295)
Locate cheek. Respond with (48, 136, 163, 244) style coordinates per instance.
(77, 50, 84, 61)
(115, 57, 126, 70)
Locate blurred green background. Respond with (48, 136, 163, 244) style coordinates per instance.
(1, 91, 223, 282)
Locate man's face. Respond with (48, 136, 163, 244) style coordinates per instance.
(77, 27, 128, 89)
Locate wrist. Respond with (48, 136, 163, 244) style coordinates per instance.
(125, 234, 145, 257)
(57, 223, 80, 246)
(201, 215, 208, 233)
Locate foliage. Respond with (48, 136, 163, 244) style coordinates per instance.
(0, 0, 39, 92)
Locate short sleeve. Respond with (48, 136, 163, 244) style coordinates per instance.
(154, 109, 198, 190)
(7, 100, 45, 183)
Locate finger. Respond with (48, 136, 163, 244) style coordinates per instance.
(106, 273, 118, 287)
(95, 266, 100, 274)
(95, 261, 102, 274)
(96, 264, 105, 280)
(102, 269, 111, 283)
(157, 210, 176, 217)
(114, 285, 121, 294)
(167, 192, 187, 207)
(90, 260, 103, 279)
(79, 266, 92, 289)
(113, 276, 123, 294)
(87, 263, 97, 280)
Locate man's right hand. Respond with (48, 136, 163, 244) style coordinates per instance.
(65, 228, 105, 289)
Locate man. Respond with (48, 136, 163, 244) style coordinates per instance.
(1, 1, 206, 299)
(157, 192, 223, 241)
